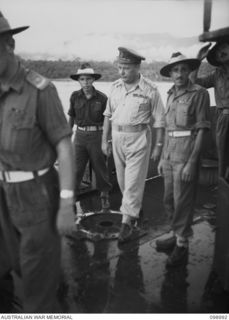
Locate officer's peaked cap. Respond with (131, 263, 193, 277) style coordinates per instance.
(118, 47, 145, 64)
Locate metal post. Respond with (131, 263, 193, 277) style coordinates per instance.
(203, 0, 212, 32)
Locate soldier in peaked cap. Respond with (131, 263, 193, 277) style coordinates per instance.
(156, 52, 210, 267)
(102, 47, 165, 244)
(0, 12, 75, 312)
(191, 38, 229, 179)
(68, 63, 112, 211)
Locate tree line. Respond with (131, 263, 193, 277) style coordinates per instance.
(21, 58, 215, 82)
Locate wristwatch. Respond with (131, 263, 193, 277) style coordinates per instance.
(60, 189, 74, 199)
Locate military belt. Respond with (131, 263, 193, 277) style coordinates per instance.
(168, 130, 191, 138)
(113, 124, 148, 133)
(0, 168, 50, 183)
(77, 125, 103, 131)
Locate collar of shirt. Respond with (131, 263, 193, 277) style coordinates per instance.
(1, 62, 25, 94)
(78, 86, 97, 99)
(115, 74, 145, 92)
(167, 80, 198, 99)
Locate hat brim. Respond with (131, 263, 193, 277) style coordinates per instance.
(160, 59, 201, 77)
(70, 73, 101, 81)
(0, 26, 29, 35)
(207, 43, 225, 66)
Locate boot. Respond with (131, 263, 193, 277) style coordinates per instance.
(156, 235, 176, 251)
(166, 245, 189, 267)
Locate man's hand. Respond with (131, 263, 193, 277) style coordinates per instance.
(157, 159, 164, 176)
(102, 141, 112, 157)
(197, 43, 212, 61)
(181, 162, 196, 182)
(57, 198, 76, 235)
(151, 145, 162, 162)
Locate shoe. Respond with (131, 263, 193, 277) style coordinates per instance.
(118, 223, 133, 244)
(156, 235, 176, 251)
(166, 245, 189, 267)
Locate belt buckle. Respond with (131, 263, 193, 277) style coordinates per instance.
(79, 126, 86, 131)
(169, 131, 174, 137)
(0, 171, 9, 182)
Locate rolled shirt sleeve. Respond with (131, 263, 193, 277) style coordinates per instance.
(103, 85, 115, 119)
(67, 92, 76, 118)
(151, 89, 165, 128)
(196, 71, 215, 89)
(37, 84, 72, 146)
(193, 88, 211, 130)
(103, 97, 113, 118)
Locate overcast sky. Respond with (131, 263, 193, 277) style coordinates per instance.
(1, 0, 229, 61)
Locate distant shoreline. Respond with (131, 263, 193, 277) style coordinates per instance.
(22, 58, 214, 83)
(52, 78, 172, 82)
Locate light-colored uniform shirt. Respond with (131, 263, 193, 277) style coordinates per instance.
(162, 81, 211, 163)
(103, 75, 165, 128)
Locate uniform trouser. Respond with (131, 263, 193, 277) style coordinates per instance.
(216, 112, 229, 178)
(112, 128, 152, 219)
(162, 160, 198, 239)
(74, 130, 111, 196)
(0, 168, 61, 313)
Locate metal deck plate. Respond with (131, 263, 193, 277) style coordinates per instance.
(75, 211, 122, 241)
(74, 211, 147, 242)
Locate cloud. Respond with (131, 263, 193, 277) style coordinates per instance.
(18, 32, 204, 62)
(3, 0, 228, 61)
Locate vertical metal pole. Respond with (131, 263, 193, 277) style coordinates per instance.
(203, 0, 212, 32)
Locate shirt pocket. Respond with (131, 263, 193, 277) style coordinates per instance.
(175, 102, 190, 128)
(2, 108, 34, 154)
(74, 101, 86, 120)
(90, 101, 103, 122)
(131, 97, 150, 121)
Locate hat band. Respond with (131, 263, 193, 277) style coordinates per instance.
(77, 68, 96, 75)
(118, 57, 141, 64)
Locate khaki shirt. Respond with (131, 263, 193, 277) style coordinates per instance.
(0, 64, 71, 171)
(68, 87, 107, 127)
(196, 67, 229, 109)
(104, 75, 165, 128)
(162, 81, 211, 163)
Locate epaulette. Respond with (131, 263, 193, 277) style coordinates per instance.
(112, 79, 122, 87)
(192, 83, 203, 91)
(26, 70, 50, 90)
(95, 89, 107, 99)
(143, 77, 157, 90)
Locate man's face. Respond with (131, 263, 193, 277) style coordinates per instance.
(170, 63, 191, 89)
(78, 75, 95, 91)
(0, 36, 10, 78)
(215, 42, 229, 65)
(118, 63, 140, 84)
